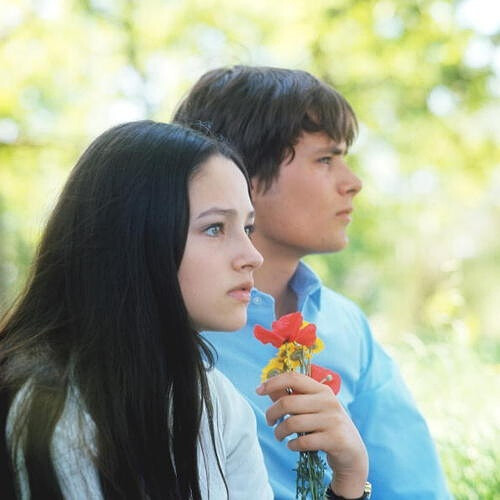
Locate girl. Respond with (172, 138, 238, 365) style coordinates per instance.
(0, 121, 271, 499)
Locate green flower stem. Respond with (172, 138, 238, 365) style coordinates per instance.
(292, 347, 326, 499)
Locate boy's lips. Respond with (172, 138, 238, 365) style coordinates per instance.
(336, 207, 353, 216)
(336, 207, 353, 222)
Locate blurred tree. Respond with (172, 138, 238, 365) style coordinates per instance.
(1, 1, 499, 496)
(0, 0, 498, 344)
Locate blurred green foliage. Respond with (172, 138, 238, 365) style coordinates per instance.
(390, 336, 500, 499)
(1, 0, 499, 496)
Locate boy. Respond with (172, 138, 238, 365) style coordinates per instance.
(174, 66, 451, 499)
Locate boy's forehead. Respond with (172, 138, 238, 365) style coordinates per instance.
(296, 131, 347, 154)
(250, 131, 347, 191)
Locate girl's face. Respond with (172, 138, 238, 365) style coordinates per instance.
(178, 155, 263, 332)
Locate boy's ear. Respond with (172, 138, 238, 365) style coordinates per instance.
(250, 176, 258, 196)
(250, 176, 265, 197)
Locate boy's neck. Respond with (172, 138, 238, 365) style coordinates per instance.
(252, 239, 301, 317)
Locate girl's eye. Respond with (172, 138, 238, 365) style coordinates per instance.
(204, 223, 223, 236)
(245, 224, 255, 237)
(319, 156, 333, 165)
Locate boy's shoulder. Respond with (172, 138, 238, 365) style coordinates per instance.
(317, 284, 368, 322)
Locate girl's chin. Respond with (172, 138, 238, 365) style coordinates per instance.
(205, 317, 247, 333)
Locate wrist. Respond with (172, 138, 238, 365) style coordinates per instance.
(325, 481, 372, 500)
(328, 462, 368, 498)
(329, 468, 368, 499)
(325, 442, 369, 496)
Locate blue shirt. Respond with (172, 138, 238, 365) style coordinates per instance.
(203, 262, 452, 499)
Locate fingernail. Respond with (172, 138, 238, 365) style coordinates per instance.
(256, 383, 265, 394)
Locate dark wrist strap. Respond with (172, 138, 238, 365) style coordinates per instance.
(325, 481, 372, 500)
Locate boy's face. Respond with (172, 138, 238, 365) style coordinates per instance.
(251, 131, 362, 258)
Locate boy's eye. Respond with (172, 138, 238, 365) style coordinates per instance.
(245, 224, 255, 237)
(204, 223, 223, 236)
(319, 156, 332, 164)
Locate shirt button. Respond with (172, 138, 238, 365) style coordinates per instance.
(252, 296, 262, 305)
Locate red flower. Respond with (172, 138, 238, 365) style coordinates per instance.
(311, 364, 341, 395)
(254, 312, 317, 348)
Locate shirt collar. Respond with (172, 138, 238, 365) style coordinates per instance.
(289, 261, 322, 309)
(250, 261, 322, 312)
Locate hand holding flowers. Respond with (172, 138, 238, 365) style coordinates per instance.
(255, 312, 368, 499)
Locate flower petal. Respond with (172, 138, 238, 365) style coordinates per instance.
(294, 323, 317, 347)
(310, 337, 325, 354)
(272, 312, 303, 340)
(311, 364, 342, 395)
(261, 356, 285, 381)
(254, 325, 285, 348)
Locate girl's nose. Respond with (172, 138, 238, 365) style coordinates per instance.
(233, 237, 263, 272)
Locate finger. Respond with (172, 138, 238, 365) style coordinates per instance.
(257, 371, 329, 400)
(265, 386, 300, 403)
(287, 431, 332, 453)
(266, 391, 342, 426)
(274, 414, 326, 441)
(265, 394, 313, 425)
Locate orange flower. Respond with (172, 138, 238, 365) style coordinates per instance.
(311, 364, 341, 395)
(254, 312, 317, 348)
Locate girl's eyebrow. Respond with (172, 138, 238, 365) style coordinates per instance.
(196, 207, 255, 220)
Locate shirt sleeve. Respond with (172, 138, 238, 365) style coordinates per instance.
(50, 390, 103, 500)
(349, 314, 453, 500)
(6, 385, 102, 500)
(209, 369, 273, 500)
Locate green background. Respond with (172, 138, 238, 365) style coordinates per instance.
(1, 0, 498, 497)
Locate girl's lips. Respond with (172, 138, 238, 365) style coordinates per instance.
(227, 289, 251, 302)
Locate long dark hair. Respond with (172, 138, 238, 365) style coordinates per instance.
(0, 121, 246, 499)
(174, 65, 358, 191)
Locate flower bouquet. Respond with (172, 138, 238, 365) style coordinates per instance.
(254, 312, 341, 499)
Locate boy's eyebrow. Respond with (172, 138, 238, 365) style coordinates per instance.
(195, 207, 255, 220)
(314, 145, 347, 155)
